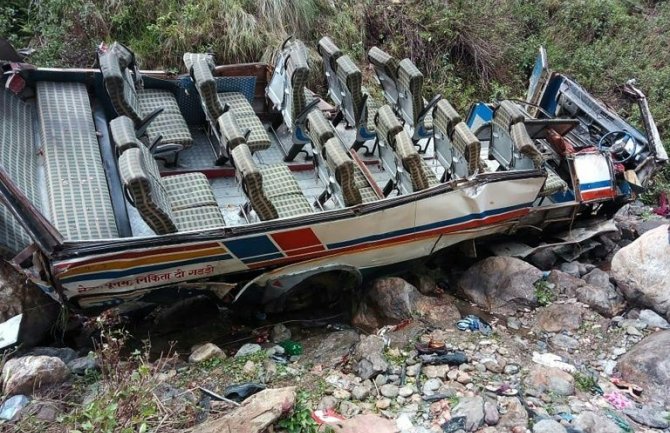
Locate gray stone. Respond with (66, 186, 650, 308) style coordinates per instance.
(406, 363, 421, 377)
(507, 317, 522, 330)
(380, 384, 399, 398)
(234, 343, 262, 358)
(582, 268, 611, 289)
(301, 330, 360, 368)
(536, 303, 583, 333)
(189, 343, 226, 363)
(24, 347, 77, 364)
(638, 309, 670, 329)
(626, 326, 642, 336)
(422, 378, 442, 395)
(2, 355, 70, 396)
(333, 388, 351, 400)
(550, 334, 580, 351)
(67, 355, 99, 375)
(532, 419, 567, 433)
(398, 385, 415, 397)
(457, 257, 543, 314)
(616, 330, 670, 405)
(376, 398, 391, 410)
(559, 261, 581, 278)
(396, 413, 413, 431)
(374, 374, 388, 386)
(423, 364, 449, 379)
(497, 397, 528, 430)
(271, 323, 291, 343)
(339, 400, 361, 418)
(317, 395, 338, 410)
(524, 365, 574, 397)
(573, 411, 620, 433)
(527, 248, 558, 270)
(351, 385, 370, 401)
(484, 401, 499, 425)
(575, 284, 625, 318)
(504, 364, 520, 375)
(353, 335, 389, 380)
(0, 395, 30, 420)
(611, 224, 670, 321)
(623, 406, 670, 429)
(619, 318, 647, 330)
(452, 396, 484, 432)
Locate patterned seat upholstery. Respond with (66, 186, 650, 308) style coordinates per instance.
(491, 100, 544, 171)
(306, 110, 335, 154)
(217, 111, 246, 151)
(285, 40, 311, 127)
(452, 122, 482, 176)
(37, 81, 119, 240)
(0, 89, 42, 255)
(368, 47, 400, 106)
(186, 55, 271, 154)
(119, 146, 224, 234)
(493, 100, 526, 132)
(511, 122, 543, 168)
(110, 115, 143, 154)
(395, 132, 429, 191)
(353, 168, 380, 203)
(434, 99, 461, 139)
(231, 143, 314, 220)
(539, 167, 568, 197)
(336, 55, 364, 127)
(375, 105, 403, 146)
(397, 59, 424, 127)
(99, 50, 193, 148)
(317, 36, 343, 106)
(324, 138, 361, 207)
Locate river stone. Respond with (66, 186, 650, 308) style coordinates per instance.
(483, 401, 499, 426)
(532, 419, 567, 433)
(615, 330, 670, 405)
(496, 397, 528, 430)
(582, 268, 611, 289)
(0, 395, 30, 421)
(536, 303, 583, 332)
(546, 270, 623, 317)
(235, 343, 261, 358)
(637, 309, 670, 329)
(380, 384, 399, 398)
(550, 334, 580, 351)
(457, 257, 543, 314)
(560, 261, 581, 278)
(452, 396, 484, 432)
(611, 224, 670, 321)
(573, 411, 620, 433)
(2, 355, 70, 396)
(189, 343, 226, 363)
(24, 347, 77, 365)
(67, 355, 99, 375)
(339, 400, 361, 418)
(353, 335, 388, 380)
(301, 330, 360, 368)
(351, 385, 370, 401)
(524, 365, 574, 397)
(624, 406, 670, 429)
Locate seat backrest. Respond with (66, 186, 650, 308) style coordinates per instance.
(375, 104, 403, 147)
(335, 55, 364, 127)
(323, 137, 361, 206)
(368, 47, 400, 105)
(434, 99, 461, 139)
(397, 58, 424, 126)
(493, 100, 525, 132)
(285, 39, 311, 125)
(452, 122, 481, 176)
(231, 143, 278, 221)
(306, 110, 335, 154)
(190, 57, 225, 121)
(118, 147, 177, 234)
(510, 122, 543, 168)
(99, 51, 142, 124)
(217, 111, 246, 151)
(110, 115, 143, 153)
(183, 52, 215, 72)
(394, 131, 428, 191)
(318, 37, 343, 106)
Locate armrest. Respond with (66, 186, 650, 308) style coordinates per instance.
(418, 94, 442, 123)
(137, 107, 164, 137)
(295, 98, 320, 126)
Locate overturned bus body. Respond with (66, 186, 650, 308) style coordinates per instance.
(0, 40, 665, 312)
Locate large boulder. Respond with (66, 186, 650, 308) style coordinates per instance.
(353, 335, 388, 380)
(300, 330, 360, 368)
(457, 257, 543, 314)
(189, 387, 296, 433)
(0, 262, 60, 348)
(547, 270, 624, 317)
(615, 330, 670, 405)
(352, 277, 459, 331)
(2, 355, 70, 396)
(611, 224, 670, 321)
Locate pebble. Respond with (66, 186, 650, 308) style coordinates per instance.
(398, 385, 415, 397)
(376, 398, 391, 410)
(504, 364, 520, 375)
(532, 419, 567, 433)
(447, 369, 460, 381)
(456, 371, 472, 384)
(626, 326, 643, 336)
(242, 360, 256, 375)
(396, 413, 413, 430)
(351, 385, 369, 401)
(317, 396, 338, 410)
(484, 401, 499, 425)
(375, 374, 388, 386)
(550, 334, 580, 351)
(612, 347, 626, 356)
(235, 343, 262, 358)
(333, 389, 351, 400)
(507, 317, 522, 330)
(422, 379, 442, 395)
(380, 384, 399, 398)
(406, 363, 421, 376)
(339, 400, 361, 418)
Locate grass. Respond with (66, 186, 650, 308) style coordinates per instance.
(534, 280, 557, 307)
(573, 371, 600, 394)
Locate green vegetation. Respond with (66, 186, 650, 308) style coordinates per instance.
(2, 0, 669, 196)
(277, 390, 320, 433)
(534, 279, 556, 307)
(573, 371, 600, 393)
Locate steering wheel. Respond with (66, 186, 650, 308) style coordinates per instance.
(597, 130, 638, 164)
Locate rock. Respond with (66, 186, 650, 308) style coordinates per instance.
(611, 224, 670, 321)
(0, 394, 30, 420)
(302, 330, 360, 368)
(573, 411, 620, 433)
(623, 406, 670, 429)
(242, 360, 256, 375)
(546, 270, 623, 317)
(616, 330, 670, 405)
(507, 317, 522, 330)
(376, 398, 391, 410)
(504, 364, 520, 375)
(351, 385, 370, 401)
(235, 343, 262, 358)
(496, 397, 528, 430)
(18, 400, 61, 422)
(406, 363, 421, 377)
(456, 371, 472, 385)
(386, 320, 425, 350)
(625, 326, 642, 336)
(532, 419, 567, 433)
(396, 413, 413, 430)
(405, 271, 439, 295)
(0, 262, 60, 348)
(483, 401, 499, 425)
(271, 323, 291, 343)
(524, 365, 574, 397)
(550, 334, 580, 351)
(188, 387, 296, 433)
(2, 355, 70, 396)
(560, 261, 581, 277)
(67, 355, 98, 375)
(353, 335, 389, 380)
(452, 396, 484, 432)
(353, 277, 459, 331)
(375, 374, 388, 386)
(318, 395, 338, 410)
(339, 400, 361, 418)
(24, 347, 77, 364)
(582, 268, 611, 289)
(333, 388, 351, 400)
(457, 257, 543, 314)
(423, 365, 449, 379)
(536, 304, 583, 332)
(189, 343, 226, 363)
(380, 384, 399, 398)
(422, 378, 442, 395)
(637, 309, 670, 329)
(327, 414, 399, 433)
(263, 360, 277, 382)
(398, 385, 414, 397)
(527, 248, 558, 270)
